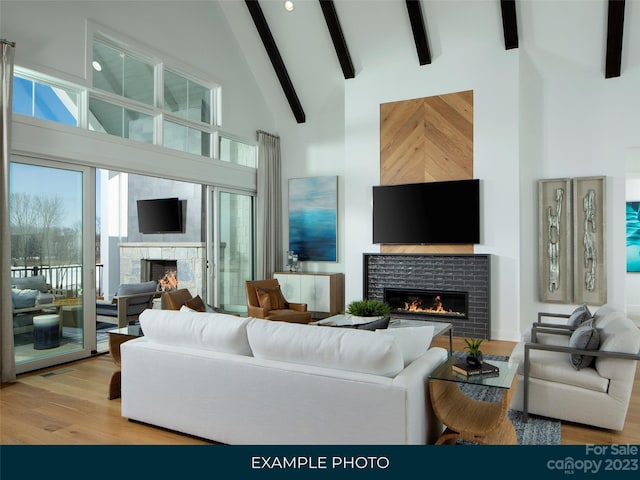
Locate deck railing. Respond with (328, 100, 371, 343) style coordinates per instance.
(10, 264, 104, 298)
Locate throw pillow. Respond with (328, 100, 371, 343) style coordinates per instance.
(185, 295, 206, 312)
(568, 304, 592, 328)
(11, 288, 39, 309)
(36, 292, 55, 305)
(255, 286, 286, 312)
(11, 275, 48, 293)
(568, 319, 600, 370)
(377, 325, 434, 366)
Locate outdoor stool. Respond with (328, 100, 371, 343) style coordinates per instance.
(33, 314, 61, 349)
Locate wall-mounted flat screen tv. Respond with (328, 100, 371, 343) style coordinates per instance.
(372, 179, 480, 244)
(137, 197, 184, 234)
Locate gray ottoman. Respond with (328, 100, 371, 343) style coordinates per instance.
(33, 314, 61, 349)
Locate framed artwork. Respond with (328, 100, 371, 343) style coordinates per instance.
(538, 178, 573, 303)
(288, 176, 338, 262)
(573, 176, 606, 305)
(627, 201, 640, 272)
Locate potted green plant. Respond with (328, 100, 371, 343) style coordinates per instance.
(345, 299, 391, 320)
(464, 338, 484, 367)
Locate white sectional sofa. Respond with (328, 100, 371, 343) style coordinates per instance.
(121, 309, 448, 445)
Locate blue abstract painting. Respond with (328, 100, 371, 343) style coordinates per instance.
(288, 176, 337, 262)
(627, 201, 640, 272)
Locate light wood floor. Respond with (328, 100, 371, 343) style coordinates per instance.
(1, 336, 639, 445)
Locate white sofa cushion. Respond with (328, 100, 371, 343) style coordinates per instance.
(377, 325, 434, 366)
(247, 318, 404, 377)
(138, 309, 252, 356)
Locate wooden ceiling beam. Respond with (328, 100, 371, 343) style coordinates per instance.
(319, 0, 355, 79)
(245, 0, 305, 123)
(500, 0, 519, 50)
(605, 0, 625, 78)
(405, 0, 431, 66)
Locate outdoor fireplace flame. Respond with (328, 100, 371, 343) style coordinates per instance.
(158, 270, 178, 292)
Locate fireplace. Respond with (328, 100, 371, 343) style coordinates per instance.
(384, 287, 468, 319)
(142, 259, 178, 292)
(120, 242, 206, 300)
(364, 253, 491, 339)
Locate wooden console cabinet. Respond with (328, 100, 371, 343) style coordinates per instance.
(273, 272, 344, 318)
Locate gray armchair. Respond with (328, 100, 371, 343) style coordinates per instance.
(96, 281, 158, 327)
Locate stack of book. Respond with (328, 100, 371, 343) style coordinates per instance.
(451, 361, 500, 377)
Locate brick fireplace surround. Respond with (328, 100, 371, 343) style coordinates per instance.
(363, 253, 491, 339)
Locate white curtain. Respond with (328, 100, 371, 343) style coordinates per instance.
(256, 131, 282, 280)
(0, 39, 16, 383)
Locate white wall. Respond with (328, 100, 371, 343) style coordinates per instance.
(627, 148, 640, 325)
(519, 0, 640, 334)
(257, 0, 640, 341)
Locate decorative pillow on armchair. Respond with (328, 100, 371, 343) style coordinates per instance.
(255, 286, 286, 312)
(568, 319, 600, 370)
(568, 304, 592, 328)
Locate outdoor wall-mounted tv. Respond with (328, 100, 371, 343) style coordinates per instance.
(137, 197, 184, 234)
(372, 179, 480, 244)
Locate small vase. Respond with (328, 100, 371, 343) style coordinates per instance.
(466, 353, 483, 367)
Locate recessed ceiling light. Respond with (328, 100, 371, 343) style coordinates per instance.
(92, 60, 102, 72)
(284, 1, 295, 12)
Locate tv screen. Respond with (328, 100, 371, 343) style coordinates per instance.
(137, 197, 184, 234)
(372, 179, 480, 244)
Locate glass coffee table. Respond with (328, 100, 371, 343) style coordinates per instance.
(389, 318, 453, 356)
(428, 356, 519, 445)
(313, 315, 453, 355)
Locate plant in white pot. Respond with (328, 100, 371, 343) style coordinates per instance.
(345, 299, 391, 323)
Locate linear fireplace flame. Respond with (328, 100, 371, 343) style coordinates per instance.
(384, 287, 468, 319)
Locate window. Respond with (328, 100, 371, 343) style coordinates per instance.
(219, 135, 257, 168)
(11, 36, 254, 167)
(12, 73, 79, 127)
(90, 36, 219, 158)
(163, 120, 210, 157)
(89, 97, 154, 143)
(92, 40, 154, 106)
(164, 70, 211, 124)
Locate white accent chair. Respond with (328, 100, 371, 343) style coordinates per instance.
(510, 305, 640, 430)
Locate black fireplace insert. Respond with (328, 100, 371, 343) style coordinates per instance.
(383, 287, 468, 319)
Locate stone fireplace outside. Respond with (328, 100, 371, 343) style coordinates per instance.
(120, 242, 206, 300)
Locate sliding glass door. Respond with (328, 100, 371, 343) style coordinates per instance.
(209, 188, 255, 314)
(10, 157, 94, 373)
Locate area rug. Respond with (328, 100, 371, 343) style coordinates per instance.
(453, 353, 561, 445)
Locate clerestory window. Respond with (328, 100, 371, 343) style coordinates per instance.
(89, 36, 219, 158)
(11, 35, 256, 167)
(12, 72, 80, 127)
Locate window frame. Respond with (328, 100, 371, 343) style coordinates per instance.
(13, 68, 83, 127)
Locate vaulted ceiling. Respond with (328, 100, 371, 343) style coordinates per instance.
(220, 0, 628, 124)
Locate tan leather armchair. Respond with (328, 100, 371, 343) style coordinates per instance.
(161, 288, 195, 310)
(245, 279, 312, 323)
